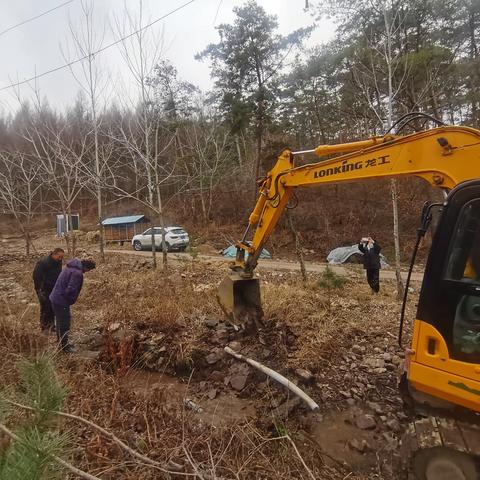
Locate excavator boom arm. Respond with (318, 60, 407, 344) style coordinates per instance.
(238, 126, 480, 274)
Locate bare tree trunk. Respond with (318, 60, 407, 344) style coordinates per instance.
(155, 179, 167, 271)
(253, 80, 264, 205)
(390, 179, 404, 298)
(253, 110, 263, 205)
(159, 212, 167, 270)
(287, 210, 307, 283)
(384, 5, 404, 300)
(150, 219, 157, 268)
(92, 110, 104, 261)
(235, 135, 243, 166)
(66, 0, 106, 261)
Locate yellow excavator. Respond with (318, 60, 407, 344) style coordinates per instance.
(217, 113, 480, 479)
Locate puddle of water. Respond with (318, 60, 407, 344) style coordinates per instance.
(121, 370, 256, 428)
(310, 409, 379, 473)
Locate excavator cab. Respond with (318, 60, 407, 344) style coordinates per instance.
(408, 180, 480, 409)
(403, 180, 480, 479)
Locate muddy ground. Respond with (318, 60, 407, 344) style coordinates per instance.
(0, 240, 421, 479)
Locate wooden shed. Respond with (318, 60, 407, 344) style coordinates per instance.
(102, 215, 149, 243)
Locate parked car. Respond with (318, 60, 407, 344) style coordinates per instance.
(131, 227, 189, 252)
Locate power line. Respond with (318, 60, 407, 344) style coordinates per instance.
(0, 0, 76, 38)
(0, 0, 196, 93)
(213, 0, 223, 25)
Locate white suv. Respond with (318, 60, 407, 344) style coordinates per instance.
(132, 227, 189, 252)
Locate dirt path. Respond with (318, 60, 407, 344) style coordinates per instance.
(106, 248, 425, 282)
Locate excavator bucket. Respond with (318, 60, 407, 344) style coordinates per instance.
(217, 274, 263, 331)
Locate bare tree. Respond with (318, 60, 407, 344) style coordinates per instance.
(0, 151, 42, 254)
(182, 119, 233, 224)
(24, 120, 88, 256)
(64, 0, 109, 261)
(349, 0, 408, 299)
(112, 1, 170, 269)
(105, 109, 180, 267)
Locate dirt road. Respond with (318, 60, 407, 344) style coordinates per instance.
(106, 248, 424, 282)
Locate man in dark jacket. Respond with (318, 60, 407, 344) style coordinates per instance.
(49, 258, 96, 353)
(358, 237, 381, 293)
(32, 248, 65, 333)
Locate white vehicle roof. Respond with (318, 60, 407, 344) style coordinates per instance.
(145, 226, 185, 231)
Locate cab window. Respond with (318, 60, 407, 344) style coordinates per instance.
(444, 199, 480, 360)
(445, 200, 480, 284)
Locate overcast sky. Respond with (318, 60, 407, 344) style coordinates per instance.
(0, 0, 335, 114)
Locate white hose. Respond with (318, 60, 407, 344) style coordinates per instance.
(224, 346, 319, 411)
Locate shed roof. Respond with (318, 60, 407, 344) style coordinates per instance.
(102, 215, 146, 226)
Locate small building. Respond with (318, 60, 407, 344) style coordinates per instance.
(102, 215, 149, 244)
(56, 214, 80, 237)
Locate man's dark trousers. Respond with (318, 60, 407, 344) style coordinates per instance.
(367, 269, 380, 293)
(39, 293, 55, 331)
(51, 303, 71, 349)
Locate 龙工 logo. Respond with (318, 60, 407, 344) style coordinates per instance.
(314, 155, 390, 179)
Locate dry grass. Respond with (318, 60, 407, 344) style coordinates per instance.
(0, 251, 415, 479)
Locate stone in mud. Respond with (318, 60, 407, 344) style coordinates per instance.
(207, 389, 217, 400)
(362, 357, 385, 369)
(386, 418, 401, 433)
(295, 368, 314, 383)
(205, 318, 219, 328)
(351, 344, 365, 354)
(206, 351, 223, 365)
(230, 374, 248, 391)
(261, 349, 271, 359)
(227, 341, 242, 352)
(355, 414, 376, 430)
(349, 438, 370, 453)
(85, 332, 104, 349)
(210, 371, 223, 382)
(382, 432, 399, 451)
(391, 355, 402, 365)
(367, 401, 384, 415)
(271, 397, 301, 421)
(382, 352, 392, 362)
(212, 330, 229, 343)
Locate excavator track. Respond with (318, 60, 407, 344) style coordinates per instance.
(401, 415, 480, 479)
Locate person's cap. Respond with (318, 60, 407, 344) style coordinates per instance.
(81, 259, 96, 271)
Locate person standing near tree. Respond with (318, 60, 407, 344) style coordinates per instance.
(32, 248, 65, 334)
(49, 258, 96, 353)
(358, 237, 381, 293)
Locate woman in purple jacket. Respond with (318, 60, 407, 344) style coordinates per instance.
(49, 258, 96, 353)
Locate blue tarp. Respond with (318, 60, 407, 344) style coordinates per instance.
(222, 245, 272, 259)
(327, 244, 389, 268)
(102, 215, 146, 226)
